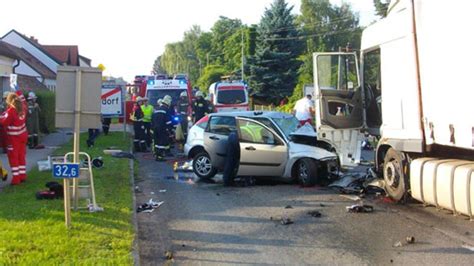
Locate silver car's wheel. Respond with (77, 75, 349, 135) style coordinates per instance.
(193, 152, 217, 179)
(297, 158, 318, 187)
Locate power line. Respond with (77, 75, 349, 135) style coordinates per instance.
(262, 27, 360, 41)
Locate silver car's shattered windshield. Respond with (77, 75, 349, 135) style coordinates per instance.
(272, 116, 299, 138)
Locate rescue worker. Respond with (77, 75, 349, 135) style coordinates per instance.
(151, 97, 172, 161)
(0, 92, 8, 153)
(192, 91, 208, 123)
(26, 92, 41, 149)
(176, 91, 189, 146)
(222, 130, 240, 186)
(131, 96, 147, 152)
(205, 95, 215, 114)
(0, 93, 28, 185)
(163, 95, 175, 156)
(141, 97, 153, 147)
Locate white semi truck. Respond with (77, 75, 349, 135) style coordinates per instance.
(313, 0, 474, 218)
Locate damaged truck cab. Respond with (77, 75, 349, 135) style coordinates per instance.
(313, 0, 474, 218)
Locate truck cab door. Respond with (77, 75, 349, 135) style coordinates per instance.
(313, 52, 364, 168)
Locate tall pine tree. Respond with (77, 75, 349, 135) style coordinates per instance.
(249, 0, 302, 104)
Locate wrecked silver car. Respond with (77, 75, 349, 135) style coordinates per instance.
(187, 111, 338, 186)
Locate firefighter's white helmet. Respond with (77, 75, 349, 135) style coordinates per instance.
(195, 91, 204, 98)
(28, 91, 37, 100)
(162, 97, 171, 106)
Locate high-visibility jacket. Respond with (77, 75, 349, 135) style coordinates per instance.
(130, 104, 144, 122)
(141, 104, 153, 123)
(0, 107, 28, 143)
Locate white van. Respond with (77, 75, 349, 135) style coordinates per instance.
(208, 81, 249, 113)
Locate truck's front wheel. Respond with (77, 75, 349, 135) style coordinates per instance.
(383, 148, 409, 202)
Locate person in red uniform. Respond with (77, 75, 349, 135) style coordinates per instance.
(0, 93, 28, 185)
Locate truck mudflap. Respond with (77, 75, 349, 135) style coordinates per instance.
(410, 158, 474, 220)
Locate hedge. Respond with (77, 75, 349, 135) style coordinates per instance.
(35, 90, 55, 133)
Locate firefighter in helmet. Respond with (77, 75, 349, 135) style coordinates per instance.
(192, 91, 208, 123)
(26, 92, 41, 149)
(131, 96, 147, 152)
(151, 97, 172, 161)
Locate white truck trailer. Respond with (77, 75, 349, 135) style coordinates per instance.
(313, 0, 474, 218)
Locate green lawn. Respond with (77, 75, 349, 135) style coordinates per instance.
(0, 132, 135, 264)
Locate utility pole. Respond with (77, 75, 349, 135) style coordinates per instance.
(241, 28, 245, 81)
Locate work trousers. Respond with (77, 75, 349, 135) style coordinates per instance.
(7, 139, 27, 185)
(143, 122, 152, 147)
(133, 121, 147, 152)
(153, 128, 170, 160)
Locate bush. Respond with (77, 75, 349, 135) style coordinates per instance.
(35, 90, 55, 133)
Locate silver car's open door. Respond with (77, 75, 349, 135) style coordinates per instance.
(313, 52, 364, 168)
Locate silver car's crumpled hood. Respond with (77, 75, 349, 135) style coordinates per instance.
(289, 124, 317, 137)
(288, 142, 336, 161)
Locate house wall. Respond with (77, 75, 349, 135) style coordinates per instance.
(15, 60, 42, 80)
(0, 55, 14, 77)
(79, 57, 91, 67)
(44, 79, 56, 91)
(2, 31, 59, 73)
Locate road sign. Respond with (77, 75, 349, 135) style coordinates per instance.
(53, 163, 80, 178)
(55, 66, 102, 129)
(101, 85, 123, 117)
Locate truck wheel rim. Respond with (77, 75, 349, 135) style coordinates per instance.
(196, 156, 211, 175)
(384, 161, 400, 188)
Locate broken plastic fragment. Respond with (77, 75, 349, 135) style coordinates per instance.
(280, 217, 294, 225)
(346, 204, 374, 213)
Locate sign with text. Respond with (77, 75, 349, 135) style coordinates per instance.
(53, 163, 80, 179)
(101, 85, 123, 117)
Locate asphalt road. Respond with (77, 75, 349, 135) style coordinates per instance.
(135, 151, 474, 265)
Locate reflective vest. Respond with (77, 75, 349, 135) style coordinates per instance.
(130, 104, 144, 122)
(141, 104, 153, 123)
(0, 107, 28, 141)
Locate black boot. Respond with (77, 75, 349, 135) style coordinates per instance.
(28, 136, 34, 149)
(33, 135, 38, 148)
(139, 141, 147, 152)
(134, 140, 140, 152)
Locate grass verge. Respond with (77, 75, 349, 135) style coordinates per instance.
(0, 132, 134, 264)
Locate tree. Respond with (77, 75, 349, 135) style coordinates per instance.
(210, 17, 242, 65)
(373, 0, 390, 18)
(152, 56, 166, 75)
(197, 65, 227, 92)
(249, 0, 303, 104)
(279, 0, 362, 110)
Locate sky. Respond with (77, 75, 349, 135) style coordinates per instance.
(1, 0, 376, 82)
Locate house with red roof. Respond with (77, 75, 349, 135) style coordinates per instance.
(0, 29, 92, 91)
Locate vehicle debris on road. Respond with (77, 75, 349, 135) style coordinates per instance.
(137, 199, 164, 213)
(346, 204, 374, 213)
(280, 217, 294, 225)
(405, 236, 415, 244)
(164, 250, 174, 260)
(307, 210, 322, 218)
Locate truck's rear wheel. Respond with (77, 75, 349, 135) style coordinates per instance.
(383, 148, 409, 202)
